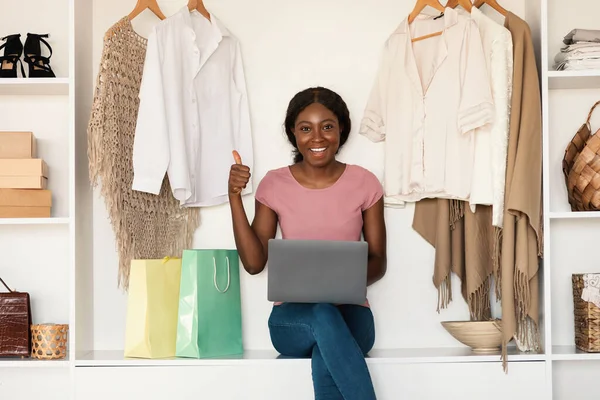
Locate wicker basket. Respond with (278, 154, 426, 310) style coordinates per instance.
(572, 274, 600, 352)
(563, 100, 600, 211)
(31, 323, 69, 360)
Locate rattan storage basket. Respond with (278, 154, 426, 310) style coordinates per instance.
(31, 323, 69, 360)
(572, 274, 600, 352)
(563, 100, 600, 211)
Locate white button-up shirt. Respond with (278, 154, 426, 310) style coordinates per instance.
(466, 7, 513, 228)
(132, 7, 254, 207)
(360, 8, 494, 208)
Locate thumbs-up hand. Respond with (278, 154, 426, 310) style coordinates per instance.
(229, 150, 251, 196)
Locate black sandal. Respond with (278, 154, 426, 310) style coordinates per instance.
(0, 34, 25, 78)
(24, 33, 56, 78)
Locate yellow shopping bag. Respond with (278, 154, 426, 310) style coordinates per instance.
(124, 257, 181, 359)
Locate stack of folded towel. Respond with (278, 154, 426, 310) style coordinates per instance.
(554, 29, 600, 71)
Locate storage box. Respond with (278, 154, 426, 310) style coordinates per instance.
(0, 159, 48, 177)
(0, 176, 47, 189)
(0, 132, 36, 159)
(0, 206, 50, 218)
(572, 273, 600, 352)
(0, 189, 51, 207)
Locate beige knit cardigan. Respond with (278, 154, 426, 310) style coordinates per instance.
(87, 17, 199, 290)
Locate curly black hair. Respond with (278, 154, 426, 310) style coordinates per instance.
(284, 87, 351, 164)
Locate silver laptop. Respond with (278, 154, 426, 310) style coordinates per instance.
(267, 239, 368, 305)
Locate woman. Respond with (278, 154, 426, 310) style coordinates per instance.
(228, 87, 386, 400)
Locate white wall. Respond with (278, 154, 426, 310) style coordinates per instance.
(88, 0, 526, 352)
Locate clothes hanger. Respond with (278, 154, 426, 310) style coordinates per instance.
(408, 0, 447, 43)
(474, 0, 508, 16)
(128, 0, 166, 20)
(188, 0, 211, 21)
(408, 0, 446, 24)
(445, 0, 473, 12)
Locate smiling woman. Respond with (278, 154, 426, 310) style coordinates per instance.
(284, 87, 351, 166)
(227, 87, 387, 400)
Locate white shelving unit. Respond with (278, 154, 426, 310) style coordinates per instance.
(548, 70, 600, 90)
(552, 346, 600, 361)
(72, 347, 548, 374)
(0, 78, 70, 95)
(549, 211, 600, 219)
(0, 0, 75, 398)
(0, 358, 71, 368)
(74, 347, 546, 367)
(1, 0, 600, 399)
(543, 1, 600, 398)
(0, 217, 71, 225)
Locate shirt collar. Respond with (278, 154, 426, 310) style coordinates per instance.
(177, 5, 231, 38)
(468, 6, 484, 23)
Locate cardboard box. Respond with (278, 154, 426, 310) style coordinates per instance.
(0, 206, 50, 218)
(0, 189, 51, 207)
(0, 159, 48, 177)
(0, 176, 47, 189)
(0, 132, 36, 159)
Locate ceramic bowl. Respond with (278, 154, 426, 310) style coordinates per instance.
(441, 320, 503, 354)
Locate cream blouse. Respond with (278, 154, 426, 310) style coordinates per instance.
(360, 8, 494, 208)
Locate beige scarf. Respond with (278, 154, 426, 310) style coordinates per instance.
(88, 17, 200, 290)
(500, 10, 543, 367)
(412, 11, 543, 372)
(413, 200, 497, 321)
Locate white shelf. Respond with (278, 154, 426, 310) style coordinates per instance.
(549, 211, 600, 219)
(552, 346, 600, 361)
(75, 348, 546, 367)
(0, 357, 70, 368)
(548, 70, 600, 90)
(0, 78, 70, 95)
(0, 217, 70, 225)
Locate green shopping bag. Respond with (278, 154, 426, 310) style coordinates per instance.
(176, 249, 243, 358)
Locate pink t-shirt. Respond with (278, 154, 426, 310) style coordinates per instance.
(255, 164, 384, 241)
(255, 164, 383, 306)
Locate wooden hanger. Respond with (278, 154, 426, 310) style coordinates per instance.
(128, 0, 166, 20)
(446, 0, 473, 12)
(408, 0, 446, 42)
(474, 0, 508, 16)
(188, 0, 211, 21)
(408, 0, 446, 24)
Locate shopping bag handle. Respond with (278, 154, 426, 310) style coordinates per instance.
(213, 257, 231, 293)
(0, 277, 14, 292)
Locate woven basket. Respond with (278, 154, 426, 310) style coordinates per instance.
(572, 274, 600, 352)
(563, 100, 600, 211)
(31, 323, 69, 360)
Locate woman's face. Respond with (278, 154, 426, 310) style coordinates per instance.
(292, 103, 341, 167)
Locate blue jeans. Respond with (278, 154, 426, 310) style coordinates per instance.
(268, 303, 377, 400)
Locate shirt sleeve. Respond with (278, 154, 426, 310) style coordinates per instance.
(457, 21, 495, 134)
(361, 169, 384, 211)
(359, 41, 391, 142)
(131, 27, 170, 195)
(255, 171, 276, 212)
(231, 40, 254, 196)
(490, 29, 513, 227)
